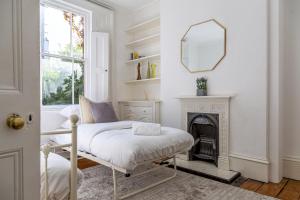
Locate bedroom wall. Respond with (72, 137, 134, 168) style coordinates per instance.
(112, 6, 131, 105)
(281, 0, 300, 180)
(160, 0, 270, 181)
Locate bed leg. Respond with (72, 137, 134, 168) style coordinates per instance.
(112, 168, 118, 200)
(173, 156, 177, 175)
(42, 144, 51, 200)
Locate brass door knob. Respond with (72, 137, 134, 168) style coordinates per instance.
(6, 114, 25, 130)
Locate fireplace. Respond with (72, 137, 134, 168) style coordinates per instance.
(177, 96, 239, 182)
(179, 96, 231, 170)
(187, 113, 219, 166)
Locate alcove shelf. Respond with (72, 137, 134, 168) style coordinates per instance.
(126, 17, 160, 33)
(125, 78, 160, 84)
(126, 54, 160, 64)
(126, 33, 160, 48)
(125, 14, 161, 101)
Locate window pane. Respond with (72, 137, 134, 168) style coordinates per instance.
(72, 14, 84, 58)
(74, 61, 84, 104)
(41, 5, 71, 56)
(42, 57, 72, 105)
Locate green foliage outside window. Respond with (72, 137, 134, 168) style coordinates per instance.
(41, 8, 85, 106)
(42, 62, 84, 105)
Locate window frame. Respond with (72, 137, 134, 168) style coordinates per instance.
(40, 0, 91, 110)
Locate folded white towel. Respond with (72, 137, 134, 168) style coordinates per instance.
(132, 122, 161, 136)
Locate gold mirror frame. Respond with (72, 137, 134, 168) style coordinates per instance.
(181, 19, 227, 73)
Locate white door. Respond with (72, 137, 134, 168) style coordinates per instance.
(0, 0, 40, 200)
(90, 32, 110, 102)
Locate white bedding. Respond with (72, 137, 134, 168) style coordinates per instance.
(52, 121, 194, 171)
(40, 152, 84, 200)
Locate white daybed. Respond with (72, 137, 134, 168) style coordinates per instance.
(51, 120, 194, 200)
(41, 115, 82, 200)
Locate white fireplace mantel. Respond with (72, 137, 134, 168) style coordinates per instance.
(177, 95, 232, 100)
(178, 95, 232, 170)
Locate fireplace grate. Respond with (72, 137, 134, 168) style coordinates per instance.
(187, 113, 219, 166)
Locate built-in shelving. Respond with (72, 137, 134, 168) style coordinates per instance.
(125, 78, 160, 84)
(126, 54, 160, 64)
(126, 33, 160, 48)
(124, 15, 161, 100)
(126, 17, 160, 33)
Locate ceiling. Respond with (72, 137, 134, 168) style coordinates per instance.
(102, 0, 154, 10)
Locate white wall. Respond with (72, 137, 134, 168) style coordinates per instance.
(282, 0, 300, 180)
(160, 0, 269, 164)
(112, 6, 132, 104)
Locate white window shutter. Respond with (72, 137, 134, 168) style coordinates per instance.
(90, 32, 109, 102)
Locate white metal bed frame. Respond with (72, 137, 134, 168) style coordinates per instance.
(76, 150, 178, 200)
(41, 115, 79, 200)
(41, 115, 178, 200)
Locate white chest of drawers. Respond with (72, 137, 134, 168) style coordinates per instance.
(118, 101, 160, 123)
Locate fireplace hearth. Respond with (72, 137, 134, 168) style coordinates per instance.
(175, 96, 240, 182)
(187, 113, 219, 166)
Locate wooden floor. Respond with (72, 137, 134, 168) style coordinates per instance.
(78, 158, 99, 170)
(78, 158, 300, 199)
(236, 177, 300, 200)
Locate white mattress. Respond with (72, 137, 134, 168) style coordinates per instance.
(40, 152, 83, 200)
(52, 121, 194, 171)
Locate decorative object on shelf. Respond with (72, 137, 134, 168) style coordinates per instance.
(196, 77, 207, 96)
(147, 61, 151, 79)
(130, 52, 134, 60)
(133, 51, 139, 59)
(151, 64, 157, 78)
(137, 62, 142, 80)
(130, 51, 140, 60)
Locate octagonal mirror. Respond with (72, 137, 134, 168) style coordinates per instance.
(181, 19, 226, 72)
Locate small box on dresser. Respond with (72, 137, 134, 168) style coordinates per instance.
(118, 101, 160, 123)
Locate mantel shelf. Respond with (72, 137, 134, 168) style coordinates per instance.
(177, 95, 232, 99)
(125, 78, 160, 84)
(126, 54, 160, 64)
(118, 100, 161, 103)
(126, 33, 160, 48)
(126, 17, 160, 33)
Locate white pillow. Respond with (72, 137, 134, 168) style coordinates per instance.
(60, 105, 81, 119)
(59, 105, 81, 129)
(61, 120, 72, 129)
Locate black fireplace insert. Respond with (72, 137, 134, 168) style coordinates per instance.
(187, 113, 219, 166)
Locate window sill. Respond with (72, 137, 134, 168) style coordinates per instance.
(41, 105, 71, 111)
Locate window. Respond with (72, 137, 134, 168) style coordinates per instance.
(40, 4, 86, 106)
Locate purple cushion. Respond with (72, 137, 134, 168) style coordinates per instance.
(90, 102, 118, 123)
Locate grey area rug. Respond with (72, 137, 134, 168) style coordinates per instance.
(78, 165, 276, 200)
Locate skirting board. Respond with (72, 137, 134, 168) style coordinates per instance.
(283, 156, 300, 180)
(229, 154, 270, 182)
